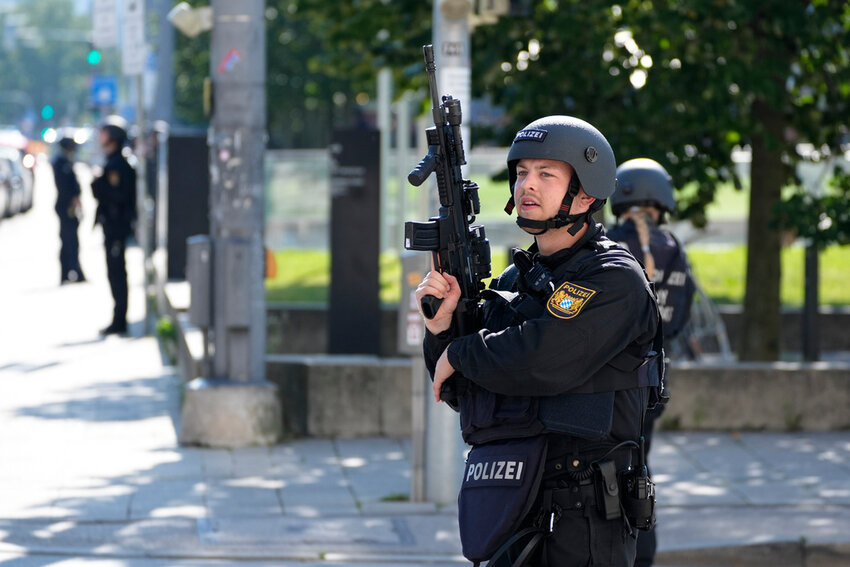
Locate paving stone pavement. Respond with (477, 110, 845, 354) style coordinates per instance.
(0, 161, 849, 566)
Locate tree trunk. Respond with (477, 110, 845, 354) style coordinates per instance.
(739, 99, 784, 361)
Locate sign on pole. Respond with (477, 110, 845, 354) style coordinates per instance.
(90, 75, 118, 107)
(92, 0, 118, 48)
(122, 0, 146, 76)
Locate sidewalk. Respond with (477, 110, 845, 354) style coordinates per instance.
(1, 162, 849, 566)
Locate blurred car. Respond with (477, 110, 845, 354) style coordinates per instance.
(0, 147, 33, 216)
(0, 127, 37, 216)
(0, 157, 10, 217)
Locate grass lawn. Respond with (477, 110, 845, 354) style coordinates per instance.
(266, 244, 850, 307)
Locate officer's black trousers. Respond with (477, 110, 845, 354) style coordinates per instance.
(59, 217, 83, 282)
(104, 235, 128, 326)
(492, 484, 637, 567)
(634, 404, 662, 567)
(544, 484, 637, 566)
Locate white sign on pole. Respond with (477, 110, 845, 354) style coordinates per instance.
(92, 0, 118, 48)
(122, 0, 146, 76)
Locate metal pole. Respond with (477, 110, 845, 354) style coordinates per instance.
(208, 0, 267, 383)
(423, 0, 471, 506)
(179, 0, 281, 448)
(135, 75, 152, 335)
(377, 68, 393, 252)
(802, 243, 820, 361)
(152, 0, 174, 125)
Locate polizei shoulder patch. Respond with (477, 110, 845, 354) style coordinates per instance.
(547, 281, 597, 319)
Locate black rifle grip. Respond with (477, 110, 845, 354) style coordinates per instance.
(421, 295, 443, 320)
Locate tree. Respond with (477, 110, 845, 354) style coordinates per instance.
(0, 1, 102, 131)
(170, 0, 432, 146)
(471, 0, 850, 360)
(264, 0, 431, 147)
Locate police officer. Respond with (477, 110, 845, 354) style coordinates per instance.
(607, 158, 696, 567)
(417, 116, 662, 566)
(51, 137, 86, 284)
(92, 118, 137, 335)
(607, 158, 696, 361)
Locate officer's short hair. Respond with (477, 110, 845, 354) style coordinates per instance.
(58, 137, 77, 151)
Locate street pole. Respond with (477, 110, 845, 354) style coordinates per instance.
(179, 0, 282, 448)
(152, 0, 174, 125)
(423, 0, 472, 506)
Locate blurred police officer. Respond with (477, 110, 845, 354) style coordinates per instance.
(92, 118, 136, 335)
(51, 137, 86, 284)
(607, 158, 696, 567)
(417, 116, 663, 566)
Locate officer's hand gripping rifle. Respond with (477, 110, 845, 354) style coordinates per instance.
(404, 44, 491, 339)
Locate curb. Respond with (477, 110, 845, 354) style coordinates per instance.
(657, 541, 850, 567)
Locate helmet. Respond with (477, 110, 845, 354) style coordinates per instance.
(101, 115, 129, 147)
(611, 158, 676, 216)
(505, 115, 617, 234)
(507, 115, 617, 200)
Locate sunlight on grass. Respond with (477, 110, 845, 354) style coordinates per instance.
(266, 245, 849, 307)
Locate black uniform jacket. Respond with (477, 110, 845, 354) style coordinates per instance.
(52, 154, 80, 218)
(424, 221, 659, 446)
(92, 150, 137, 240)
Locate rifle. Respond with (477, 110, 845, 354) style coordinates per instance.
(404, 44, 491, 340)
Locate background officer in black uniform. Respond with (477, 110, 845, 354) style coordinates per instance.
(92, 118, 136, 335)
(607, 158, 696, 567)
(51, 137, 86, 284)
(417, 116, 661, 566)
(607, 158, 696, 361)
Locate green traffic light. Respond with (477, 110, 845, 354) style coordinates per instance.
(41, 105, 54, 120)
(87, 49, 102, 65)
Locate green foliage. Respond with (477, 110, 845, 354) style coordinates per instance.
(0, 0, 113, 127)
(155, 316, 176, 341)
(772, 166, 850, 248)
(180, 0, 432, 147)
(470, 1, 850, 226)
(173, 0, 211, 127)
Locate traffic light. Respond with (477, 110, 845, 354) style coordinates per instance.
(87, 47, 102, 65)
(41, 104, 54, 120)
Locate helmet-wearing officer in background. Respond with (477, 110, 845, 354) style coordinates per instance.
(608, 158, 696, 357)
(91, 116, 137, 335)
(417, 116, 663, 566)
(51, 137, 86, 284)
(606, 158, 696, 567)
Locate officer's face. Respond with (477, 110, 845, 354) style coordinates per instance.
(98, 129, 112, 150)
(514, 158, 573, 221)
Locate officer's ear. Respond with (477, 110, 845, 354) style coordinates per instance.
(575, 189, 596, 213)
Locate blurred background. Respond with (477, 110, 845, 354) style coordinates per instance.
(1, 0, 848, 364)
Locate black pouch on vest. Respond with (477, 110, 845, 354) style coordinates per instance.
(460, 382, 545, 445)
(458, 435, 549, 564)
(538, 391, 615, 440)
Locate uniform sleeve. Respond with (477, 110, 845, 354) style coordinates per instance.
(423, 328, 453, 380)
(446, 258, 658, 397)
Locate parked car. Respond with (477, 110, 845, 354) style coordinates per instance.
(0, 147, 32, 216)
(0, 156, 13, 217)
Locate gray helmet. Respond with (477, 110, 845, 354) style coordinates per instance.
(611, 158, 676, 216)
(507, 115, 617, 200)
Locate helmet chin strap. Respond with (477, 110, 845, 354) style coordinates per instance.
(508, 174, 588, 236)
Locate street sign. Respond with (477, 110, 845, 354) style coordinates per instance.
(92, 0, 118, 48)
(90, 76, 118, 106)
(122, 0, 146, 76)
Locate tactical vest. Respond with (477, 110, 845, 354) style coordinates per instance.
(458, 241, 664, 446)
